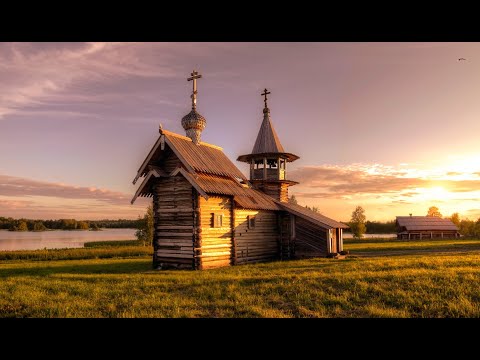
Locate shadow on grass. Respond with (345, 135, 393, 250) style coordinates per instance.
(0, 259, 153, 278)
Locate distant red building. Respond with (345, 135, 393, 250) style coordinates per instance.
(396, 216, 460, 239)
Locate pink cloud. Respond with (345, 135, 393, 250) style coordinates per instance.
(289, 165, 480, 199)
(0, 174, 136, 205)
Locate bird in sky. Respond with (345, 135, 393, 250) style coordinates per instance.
(458, 58, 467, 61)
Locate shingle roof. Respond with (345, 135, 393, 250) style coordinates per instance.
(277, 201, 349, 229)
(396, 216, 459, 231)
(236, 112, 299, 163)
(165, 131, 246, 180)
(133, 129, 247, 184)
(251, 113, 285, 154)
(189, 173, 281, 211)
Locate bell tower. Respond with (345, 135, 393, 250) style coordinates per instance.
(237, 89, 299, 202)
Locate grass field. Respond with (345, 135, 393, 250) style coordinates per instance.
(1, 237, 480, 317)
(0, 245, 151, 261)
(344, 237, 480, 254)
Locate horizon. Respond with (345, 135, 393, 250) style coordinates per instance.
(1, 42, 479, 222)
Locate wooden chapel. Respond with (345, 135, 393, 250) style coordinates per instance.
(132, 70, 348, 270)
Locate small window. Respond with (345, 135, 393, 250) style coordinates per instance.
(211, 213, 223, 228)
(248, 215, 256, 229)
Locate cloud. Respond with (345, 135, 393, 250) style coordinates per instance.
(0, 173, 151, 219)
(0, 174, 136, 205)
(289, 164, 480, 200)
(0, 42, 240, 120)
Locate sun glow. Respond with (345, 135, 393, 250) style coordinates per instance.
(440, 153, 480, 180)
(417, 186, 452, 202)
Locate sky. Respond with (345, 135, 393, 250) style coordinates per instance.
(0, 42, 479, 221)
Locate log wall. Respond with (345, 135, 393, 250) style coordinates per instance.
(278, 212, 293, 259)
(162, 150, 183, 173)
(235, 209, 279, 264)
(252, 182, 290, 202)
(154, 176, 195, 269)
(198, 195, 233, 269)
(294, 217, 328, 258)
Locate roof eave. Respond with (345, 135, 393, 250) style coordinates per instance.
(237, 152, 300, 163)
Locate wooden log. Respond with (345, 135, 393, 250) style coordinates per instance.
(157, 225, 194, 230)
(197, 250, 231, 257)
(195, 244, 232, 250)
(157, 208, 194, 213)
(194, 192, 202, 270)
(231, 195, 237, 266)
(156, 252, 194, 259)
(156, 232, 194, 237)
(156, 257, 193, 264)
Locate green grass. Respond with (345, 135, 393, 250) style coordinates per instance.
(344, 237, 480, 253)
(2, 246, 480, 317)
(84, 240, 143, 248)
(0, 246, 152, 262)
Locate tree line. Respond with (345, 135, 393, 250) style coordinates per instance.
(288, 196, 480, 239)
(348, 205, 480, 239)
(288, 196, 396, 235)
(0, 217, 140, 232)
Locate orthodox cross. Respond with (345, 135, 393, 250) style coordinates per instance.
(261, 88, 271, 108)
(187, 70, 202, 110)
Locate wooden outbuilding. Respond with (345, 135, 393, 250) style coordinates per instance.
(396, 216, 460, 239)
(132, 71, 348, 269)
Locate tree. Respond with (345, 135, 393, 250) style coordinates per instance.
(288, 195, 298, 205)
(305, 205, 319, 213)
(17, 221, 28, 232)
(33, 221, 47, 232)
(60, 219, 77, 230)
(77, 221, 89, 230)
(427, 206, 442, 218)
(90, 222, 100, 231)
(350, 206, 366, 239)
(135, 204, 154, 246)
(450, 213, 460, 227)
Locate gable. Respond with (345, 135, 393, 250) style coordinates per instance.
(133, 129, 247, 185)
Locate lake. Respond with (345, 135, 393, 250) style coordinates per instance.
(343, 233, 396, 239)
(0, 229, 137, 251)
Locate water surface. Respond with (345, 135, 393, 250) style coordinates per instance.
(343, 233, 396, 239)
(0, 229, 136, 251)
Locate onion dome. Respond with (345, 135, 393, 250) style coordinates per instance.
(182, 109, 206, 145)
(182, 69, 206, 145)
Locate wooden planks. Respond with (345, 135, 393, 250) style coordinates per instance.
(154, 176, 195, 269)
(251, 181, 290, 202)
(198, 195, 233, 268)
(294, 217, 328, 258)
(235, 209, 280, 264)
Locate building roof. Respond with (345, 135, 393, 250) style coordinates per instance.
(277, 201, 349, 229)
(252, 111, 285, 154)
(132, 128, 345, 229)
(236, 111, 300, 163)
(133, 164, 281, 211)
(396, 216, 459, 231)
(133, 129, 247, 184)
